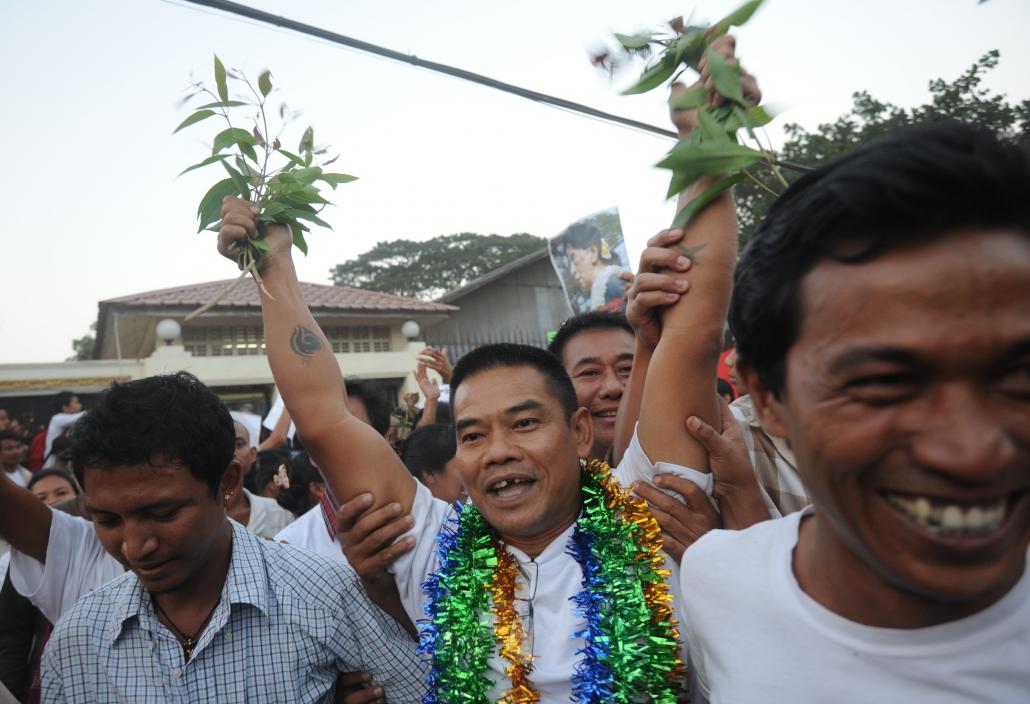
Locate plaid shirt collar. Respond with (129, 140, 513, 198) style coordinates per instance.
(107, 519, 271, 646)
(320, 488, 340, 540)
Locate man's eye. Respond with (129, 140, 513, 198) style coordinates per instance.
(845, 373, 919, 403)
(460, 433, 482, 444)
(999, 363, 1030, 398)
(95, 517, 120, 528)
(514, 418, 539, 430)
(578, 369, 600, 378)
(150, 509, 180, 522)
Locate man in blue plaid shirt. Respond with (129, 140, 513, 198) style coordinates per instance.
(41, 372, 424, 703)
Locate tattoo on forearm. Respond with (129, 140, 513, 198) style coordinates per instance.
(675, 240, 709, 265)
(289, 325, 322, 364)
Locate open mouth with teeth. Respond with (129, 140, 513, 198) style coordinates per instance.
(488, 477, 537, 499)
(592, 410, 618, 421)
(883, 491, 1015, 540)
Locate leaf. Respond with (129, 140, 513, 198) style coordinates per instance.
(668, 84, 706, 110)
(722, 0, 764, 28)
(298, 126, 314, 154)
(173, 109, 216, 134)
(319, 173, 358, 189)
(193, 100, 249, 109)
(724, 104, 779, 133)
(656, 141, 763, 188)
(214, 55, 228, 102)
(697, 108, 731, 143)
(673, 27, 707, 67)
(250, 236, 270, 251)
(289, 220, 309, 255)
(277, 149, 306, 166)
(708, 0, 764, 39)
(196, 177, 237, 232)
(238, 141, 259, 164)
(614, 32, 654, 49)
(289, 166, 323, 185)
(178, 154, 228, 177)
(622, 54, 677, 95)
(212, 127, 257, 154)
(704, 48, 744, 105)
(222, 160, 251, 201)
(258, 70, 273, 97)
(283, 207, 331, 229)
(672, 172, 747, 226)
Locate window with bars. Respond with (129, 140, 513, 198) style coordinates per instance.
(182, 325, 391, 357)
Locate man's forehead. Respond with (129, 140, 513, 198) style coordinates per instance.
(454, 366, 554, 416)
(233, 421, 250, 442)
(563, 328, 635, 366)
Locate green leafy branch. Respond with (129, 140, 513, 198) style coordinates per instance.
(598, 0, 805, 226)
(175, 55, 358, 319)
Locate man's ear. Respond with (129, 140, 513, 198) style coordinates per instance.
(219, 459, 244, 502)
(571, 406, 593, 459)
(738, 362, 788, 439)
(308, 481, 325, 501)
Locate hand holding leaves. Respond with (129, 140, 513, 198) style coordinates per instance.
(599, 0, 799, 226)
(175, 55, 358, 319)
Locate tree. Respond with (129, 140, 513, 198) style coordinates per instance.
(736, 51, 1030, 243)
(330, 232, 545, 300)
(67, 322, 96, 361)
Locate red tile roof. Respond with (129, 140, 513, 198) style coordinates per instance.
(102, 279, 456, 313)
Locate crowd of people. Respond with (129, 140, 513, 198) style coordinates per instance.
(0, 37, 1028, 703)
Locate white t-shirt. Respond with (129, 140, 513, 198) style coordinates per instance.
(681, 508, 1030, 703)
(390, 428, 699, 701)
(274, 504, 349, 566)
(244, 488, 295, 538)
(44, 411, 86, 468)
(3, 466, 31, 487)
(10, 509, 123, 623)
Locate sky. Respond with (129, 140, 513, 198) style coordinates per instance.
(2, 0, 1027, 364)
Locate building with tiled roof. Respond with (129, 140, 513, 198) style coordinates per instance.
(0, 279, 456, 420)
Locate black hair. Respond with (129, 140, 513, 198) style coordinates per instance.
(27, 468, 82, 495)
(547, 311, 634, 364)
(248, 449, 291, 496)
(402, 424, 457, 480)
(0, 430, 25, 445)
(717, 378, 736, 402)
(53, 391, 78, 413)
(68, 372, 234, 497)
(345, 378, 392, 436)
(729, 122, 1030, 398)
(563, 221, 604, 252)
(275, 452, 324, 516)
(451, 343, 579, 420)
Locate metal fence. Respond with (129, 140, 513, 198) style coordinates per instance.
(424, 329, 551, 362)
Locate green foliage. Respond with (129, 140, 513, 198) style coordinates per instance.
(734, 50, 1030, 243)
(607, 1, 785, 223)
(329, 232, 546, 300)
(174, 55, 358, 318)
(67, 322, 97, 362)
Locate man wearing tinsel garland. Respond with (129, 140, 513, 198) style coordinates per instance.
(214, 39, 749, 704)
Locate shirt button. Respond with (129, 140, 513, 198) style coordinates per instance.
(171, 668, 182, 678)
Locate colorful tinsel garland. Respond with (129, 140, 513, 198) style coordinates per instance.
(418, 459, 683, 704)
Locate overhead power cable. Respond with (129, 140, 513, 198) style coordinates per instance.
(178, 0, 679, 140)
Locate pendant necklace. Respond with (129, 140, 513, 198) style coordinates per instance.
(153, 596, 221, 661)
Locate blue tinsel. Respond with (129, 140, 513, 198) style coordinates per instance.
(567, 525, 615, 704)
(418, 502, 465, 704)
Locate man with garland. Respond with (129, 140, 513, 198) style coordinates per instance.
(214, 38, 750, 702)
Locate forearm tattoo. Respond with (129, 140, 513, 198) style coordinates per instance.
(675, 240, 709, 265)
(289, 325, 322, 364)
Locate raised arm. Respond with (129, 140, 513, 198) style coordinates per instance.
(218, 199, 416, 512)
(638, 36, 758, 471)
(0, 474, 53, 562)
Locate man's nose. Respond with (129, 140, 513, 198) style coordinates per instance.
(121, 525, 159, 564)
(909, 385, 1018, 482)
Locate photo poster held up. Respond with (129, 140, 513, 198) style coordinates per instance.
(548, 207, 630, 315)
